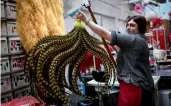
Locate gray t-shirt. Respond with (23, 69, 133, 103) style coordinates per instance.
(110, 31, 154, 90)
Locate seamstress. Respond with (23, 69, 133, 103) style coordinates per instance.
(76, 12, 154, 106)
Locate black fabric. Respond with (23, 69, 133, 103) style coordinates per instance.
(102, 93, 119, 106)
(141, 87, 154, 106)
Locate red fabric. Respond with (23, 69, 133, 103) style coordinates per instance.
(118, 79, 142, 106)
(79, 45, 114, 73)
(169, 35, 171, 47)
(79, 52, 102, 73)
(169, 34, 171, 43)
(1, 96, 45, 106)
(152, 17, 163, 27)
(169, 12, 171, 19)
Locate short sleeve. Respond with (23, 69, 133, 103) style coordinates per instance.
(110, 31, 135, 48)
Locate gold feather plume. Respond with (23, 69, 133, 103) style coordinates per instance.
(16, 0, 65, 52)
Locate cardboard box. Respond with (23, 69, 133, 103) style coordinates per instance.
(1, 57, 10, 74)
(1, 37, 8, 54)
(7, 21, 18, 36)
(8, 37, 24, 53)
(12, 72, 29, 89)
(10, 55, 25, 71)
(1, 93, 13, 103)
(5, 2, 16, 19)
(1, 75, 12, 93)
(14, 87, 31, 98)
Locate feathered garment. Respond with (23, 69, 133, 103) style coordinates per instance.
(16, 0, 65, 52)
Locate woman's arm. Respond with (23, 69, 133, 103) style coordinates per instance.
(75, 12, 112, 42)
(76, 12, 135, 48)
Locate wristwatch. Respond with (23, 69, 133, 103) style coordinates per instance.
(85, 18, 90, 25)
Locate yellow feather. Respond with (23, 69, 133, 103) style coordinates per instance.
(16, 0, 65, 52)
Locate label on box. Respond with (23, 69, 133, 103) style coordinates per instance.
(6, 2, 16, 19)
(11, 55, 25, 71)
(0, 57, 10, 74)
(1, 75, 12, 93)
(9, 37, 24, 53)
(12, 72, 29, 89)
(1, 37, 8, 54)
(7, 22, 18, 35)
(1, 1, 5, 18)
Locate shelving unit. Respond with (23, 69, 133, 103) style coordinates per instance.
(1, 0, 31, 103)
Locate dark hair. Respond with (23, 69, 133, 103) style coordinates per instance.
(126, 15, 147, 34)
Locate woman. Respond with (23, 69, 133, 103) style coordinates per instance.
(76, 12, 154, 106)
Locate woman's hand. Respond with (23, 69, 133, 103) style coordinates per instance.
(75, 12, 87, 23)
(75, 11, 112, 42)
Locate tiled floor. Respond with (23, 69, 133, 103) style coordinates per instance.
(152, 65, 171, 76)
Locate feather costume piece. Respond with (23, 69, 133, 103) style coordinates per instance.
(16, 0, 65, 52)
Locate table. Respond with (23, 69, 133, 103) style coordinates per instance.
(167, 55, 171, 59)
(87, 78, 119, 87)
(81, 75, 93, 79)
(87, 76, 159, 88)
(157, 59, 171, 65)
(87, 77, 119, 94)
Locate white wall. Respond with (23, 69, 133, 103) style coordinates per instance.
(64, 0, 131, 34)
(88, 0, 131, 20)
(144, 0, 171, 19)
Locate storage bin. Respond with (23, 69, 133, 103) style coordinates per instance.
(1, 21, 7, 35)
(1, 1, 5, 18)
(1, 75, 12, 93)
(14, 87, 31, 98)
(0, 57, 10, 74)
(5, 2, 16, 19)
(10, 55, 25, 71)
(1, 93, 13, 103)
(12, 71, 29, 89)
(7, 21, 18, 36)
(1, 37, 8, 54)
(8, 37, 24, 53)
